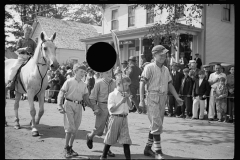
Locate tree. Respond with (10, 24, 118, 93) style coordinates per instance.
(63, 4, 102, 26)
(132, 4, 204, 50)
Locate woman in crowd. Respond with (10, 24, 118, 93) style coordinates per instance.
(226, 66, 234, 123)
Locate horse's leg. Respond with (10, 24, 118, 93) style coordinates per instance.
(27, 91, 39, 136)
(36, 92, 45, 125)
(13, 91, 22, 129)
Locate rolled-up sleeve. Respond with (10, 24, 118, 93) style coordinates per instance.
(108, 92, 116, 111)
(61, 80, 69, 93)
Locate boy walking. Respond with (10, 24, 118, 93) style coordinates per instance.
(100, 75, 133, 159)
(192, 70, 210, 120)
(57, 63, 93, 158)
(178, 68, 193, 119)
(139, 45, 183, 159)
(86, 69, 116, 157)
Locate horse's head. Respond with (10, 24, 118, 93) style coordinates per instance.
(40, 32, 59, 70)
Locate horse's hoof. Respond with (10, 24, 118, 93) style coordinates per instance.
(32, 131, 40, 137)
(14, 124, 21, 130)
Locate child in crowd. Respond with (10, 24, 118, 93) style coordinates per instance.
(213, 77, 228, 122)
(178, 68, 193, 119)
(192, 70, 210, 120)
(57, 63, 92, 158)
(100, 74, 133, 159)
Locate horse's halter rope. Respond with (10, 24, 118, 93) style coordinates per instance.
(35, 40, 54, 96)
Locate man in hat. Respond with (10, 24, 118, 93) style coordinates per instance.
(6, 24, 37, 89)
(168, 62, 184, 117)
(121, 60, 128, 74)
(194, 53, 202, 69)
(125, 56, 142, 113)
(203, 64, 213, 115)
(139, 45, 183, 159)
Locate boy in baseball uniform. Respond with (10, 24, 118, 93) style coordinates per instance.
(57, 63, 93, 158)
(86, 69, 116, 157)
(139, 45, 183, 159)
(100, 74, 133, 159)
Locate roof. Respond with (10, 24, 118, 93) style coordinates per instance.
(91, 25, 102, 34)
(80, 23, 203, 43)
(33, 16, 100, 50)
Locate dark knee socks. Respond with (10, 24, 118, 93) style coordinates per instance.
(153, 134, 162, 154)
(102, 144, 111, 158)
(146, 131, 153, 148)
(123, 144, 131, 159)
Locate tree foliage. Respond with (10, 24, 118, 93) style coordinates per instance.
(63, 4, 102, 26)
(133, 4, 204, 50)
(5, 4, 102, 48)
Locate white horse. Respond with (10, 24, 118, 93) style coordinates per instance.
(5, 31, 59, 136)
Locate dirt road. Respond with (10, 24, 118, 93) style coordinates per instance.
(5, 99, 234, 159)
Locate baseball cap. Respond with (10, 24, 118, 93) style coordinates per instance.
(73, 63, 87, 72)
(152, 45, 169, 55)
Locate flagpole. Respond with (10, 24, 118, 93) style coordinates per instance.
(110, 30, 125, 97)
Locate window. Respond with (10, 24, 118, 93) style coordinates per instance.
(111, 9, 118, 30)
(146, 8, 154, 24)
(175, 5, 184, 19)
(128, 6, 135, 27)
(222, 4, 230, 21)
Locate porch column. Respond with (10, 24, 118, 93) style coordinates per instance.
(176, 36, 180, 63)
(85, 44, 88, 61)
(139, 37, 142, 68)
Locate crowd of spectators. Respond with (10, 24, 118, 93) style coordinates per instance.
(7, 52, 234, 124)
(114, 52, 234, 124)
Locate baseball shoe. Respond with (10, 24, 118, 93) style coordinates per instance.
(86, 133, 93, 149)
(144, 146, 155, 157)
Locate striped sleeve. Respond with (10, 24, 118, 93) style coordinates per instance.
(141, 65, 151, 82)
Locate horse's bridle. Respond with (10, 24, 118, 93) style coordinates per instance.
(35, 40, 55, 96)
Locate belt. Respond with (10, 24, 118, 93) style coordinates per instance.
(66, 98, 81, 104)
(112, 114, 128, 117)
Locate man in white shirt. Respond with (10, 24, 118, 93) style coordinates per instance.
(208, 64, 227, 121)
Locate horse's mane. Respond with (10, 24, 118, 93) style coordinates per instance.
(32, 38, 43, 65)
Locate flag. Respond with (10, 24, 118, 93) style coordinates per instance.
(110, 30, 121, 67)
